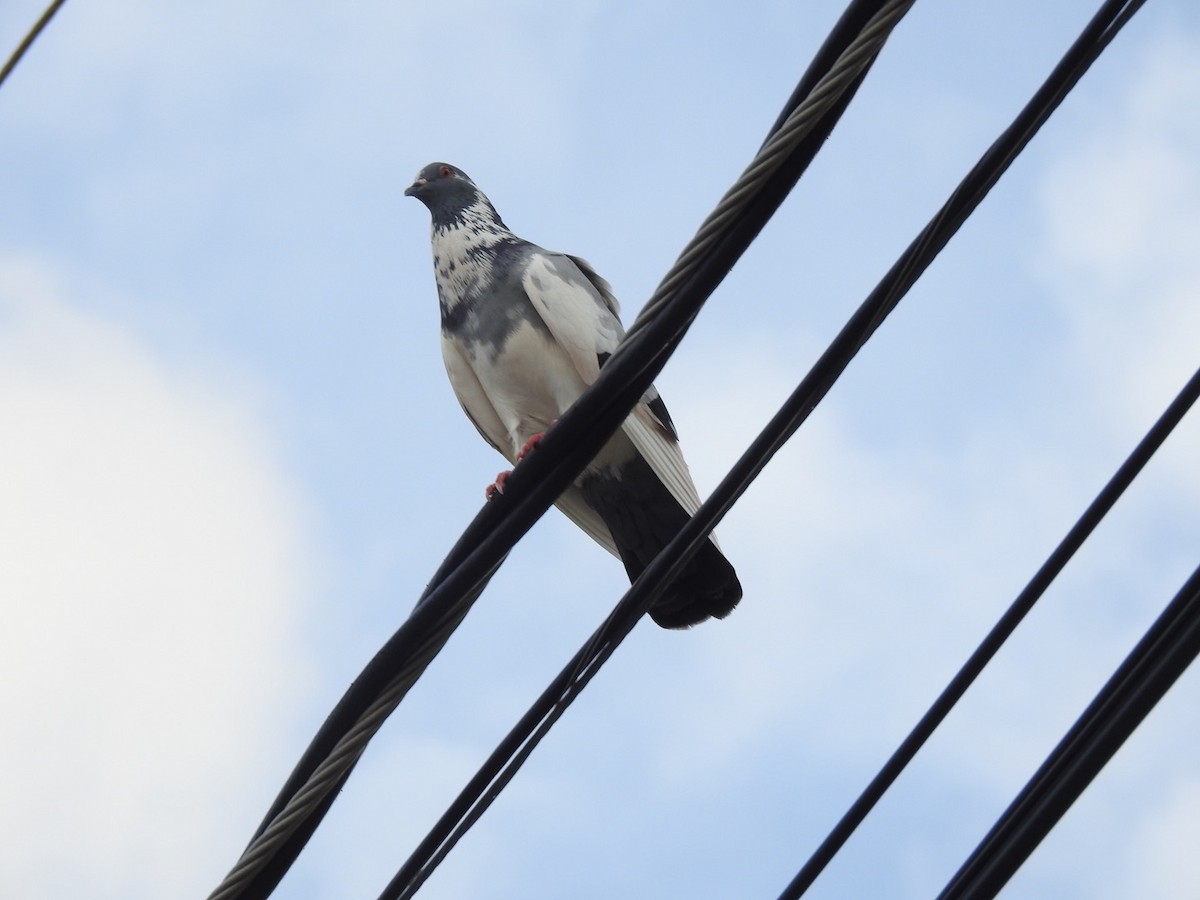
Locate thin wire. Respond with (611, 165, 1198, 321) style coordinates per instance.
(939, 562, 1200, 898)
(621, 0, 915, 343)
(782, 362, 1199, 900)
(206, 3, 914, 897)
(0, 0, 67, 90)
(776, 0, 1151, 895)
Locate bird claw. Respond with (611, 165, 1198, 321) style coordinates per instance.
(487, 421, 558, 499)
(485, 470, 511, 500)
(517, 420, 556, 461)
(517, 433, 543, 461)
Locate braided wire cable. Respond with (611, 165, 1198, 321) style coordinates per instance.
(385, 1, 1160, 896)
(621, 0, 915, 345)
(207, 585, 484, 900)
(204, 3, 914, 896)
(211, 679, 409, 899)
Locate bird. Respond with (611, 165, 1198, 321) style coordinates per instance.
(405, 162, 741, 628)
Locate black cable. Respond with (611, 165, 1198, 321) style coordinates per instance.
(0, 0, 68, 90)
(939, 562, 1200, 899)
(776, 2, 1151, 895)
(782, 361, 1200, 899)
(211, 4, 913, 897)
(378, 0, 1157, 893)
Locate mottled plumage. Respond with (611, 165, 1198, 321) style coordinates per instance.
(405, 162, 741, 628)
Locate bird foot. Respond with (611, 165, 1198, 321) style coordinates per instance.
(517, 420, 556, 461)
(485, 470, 511, 500)
(487, 421, 559, 499)
(517, 433, 543, 461)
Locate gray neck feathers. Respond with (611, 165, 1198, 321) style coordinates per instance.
(431, 197, 517, 310)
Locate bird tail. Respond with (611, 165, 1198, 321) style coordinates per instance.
(580, 457, 742, 629)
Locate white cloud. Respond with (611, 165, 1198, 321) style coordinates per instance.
(0, 257, 316, 898)
(1119, 776, 1200, 899)
(1039, 33, 1200, 450)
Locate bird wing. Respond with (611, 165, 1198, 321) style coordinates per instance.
(520, 251, 710, 529)
(564, 253, 620, 319)
(441, 333, 510, 459)
(521, 252, 622, 383)
(553, 486, 620, 558)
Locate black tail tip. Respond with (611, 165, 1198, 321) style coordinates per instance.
(649, 566, 743, 629)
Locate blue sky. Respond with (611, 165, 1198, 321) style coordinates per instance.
(2, 1, 1198, 898)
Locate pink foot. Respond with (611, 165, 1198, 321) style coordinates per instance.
(485, 470, 510, 500)
(517, 420, 557, 461)
(517, 432, 543, 461)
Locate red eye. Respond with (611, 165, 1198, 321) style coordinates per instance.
(439, 165, 453, 178)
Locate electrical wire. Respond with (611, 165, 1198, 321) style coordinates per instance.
(206, 3, 916, 898)
(379, 0, 1159, 893)
(939, 562, 1200, 898)
(781, 358, 1199, 900)
(0, 0, 67, 90)
(620, 0, 916, 344)
(777, 1, 1153, 896)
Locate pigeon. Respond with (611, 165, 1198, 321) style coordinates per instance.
(405, 162, 741, 628)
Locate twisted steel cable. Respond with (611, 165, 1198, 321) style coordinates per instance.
(206, 3, 916, 898)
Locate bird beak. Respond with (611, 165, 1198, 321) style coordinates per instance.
(403, 177, 426, 197)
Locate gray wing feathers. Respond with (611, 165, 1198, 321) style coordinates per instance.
(565, 254, 620, 319)
(441, 334, 511, 459)
(443, 292, 620, 554)
(554, 487, 620, 557)
(621, 405, 722, 549)
(521, 253, 622, 383)
(521, 251, 717, 548)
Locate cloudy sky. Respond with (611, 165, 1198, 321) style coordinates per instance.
(2, 1, 1198, 898)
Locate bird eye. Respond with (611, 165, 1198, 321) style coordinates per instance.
(439, 165, 453, 178)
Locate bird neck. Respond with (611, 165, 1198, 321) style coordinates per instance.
(430, 197, 516, 310)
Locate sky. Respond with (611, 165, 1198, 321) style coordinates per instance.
(1, 1, 1198, 898)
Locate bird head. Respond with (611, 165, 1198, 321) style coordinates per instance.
(404, 162, 478, 207)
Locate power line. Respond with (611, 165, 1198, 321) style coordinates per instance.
(0, 0, 67, 91)
(939, 562, 1200, 898)
(385, 0, 1171, 896)
(380, 0, 1164, 895)
(777, 0, 1153, 895)
(782, 358, 1199, 899)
